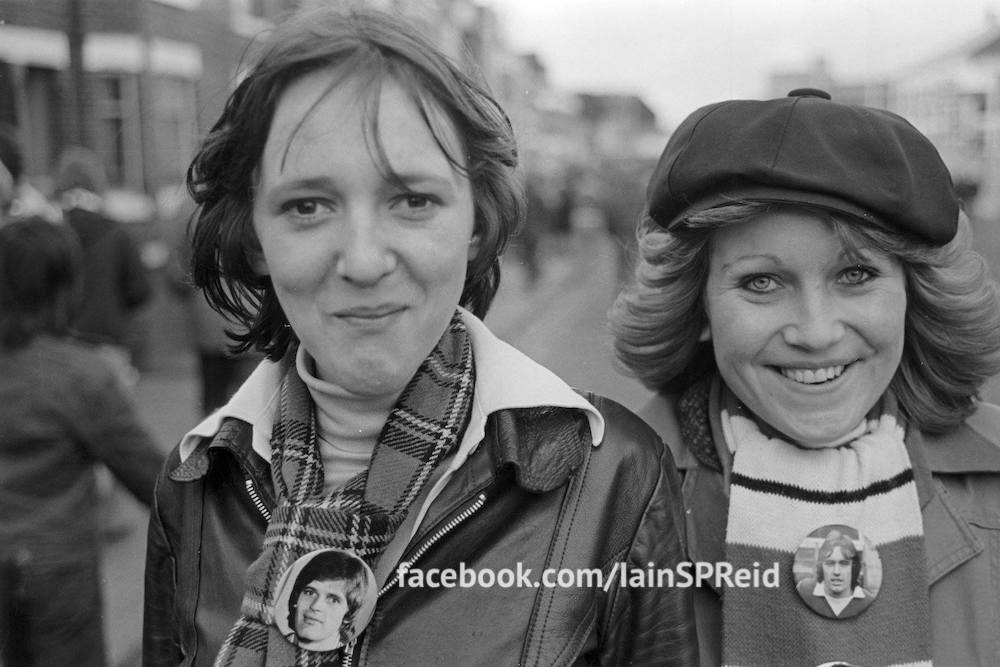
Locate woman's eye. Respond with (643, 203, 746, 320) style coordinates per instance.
(840, 265, 876, 285)
(392, 193, 439, 217)
(293, 201, 317, 216)
(403, 194, 431, 209)
(281, 199, 329, 218)
(742, 275, 777, 293)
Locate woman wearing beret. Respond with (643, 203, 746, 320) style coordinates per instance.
(611, 88, 1000, 666)
(142, 6, 697, 666)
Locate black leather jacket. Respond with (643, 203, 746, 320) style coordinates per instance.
(143, 394, 698, 666)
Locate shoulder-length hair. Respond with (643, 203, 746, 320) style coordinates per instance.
(287, 550, 368, 645)
(188, 6, 524, 360)
(0, 217, 80, 349)
(610, 202, 1000, 434)
(815, 531, 862, 589)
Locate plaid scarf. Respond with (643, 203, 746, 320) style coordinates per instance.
(681, 377, 932, 667)
(216, 312, 474, 667)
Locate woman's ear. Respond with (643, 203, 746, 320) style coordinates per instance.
(698, 324, 711, 342)
(248, 246, 269, 276)
(244, 231, 269, 275)
(467, 232, 481, 261)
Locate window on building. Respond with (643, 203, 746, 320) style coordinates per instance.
(24, 66, 61, 177)
(90, 73, 143, 189)
(150, 75, 198, 186)
(154, 0, 202, 9)
(97, 76, 125, 185)
(0, 61, 17, 127)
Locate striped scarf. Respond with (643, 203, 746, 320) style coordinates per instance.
(704, 379, 932, 667)
(216, 312, 474, 667)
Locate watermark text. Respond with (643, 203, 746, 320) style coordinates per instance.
(394, 561, 780, 590)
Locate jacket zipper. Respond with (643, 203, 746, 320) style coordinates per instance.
(244, 475, 271, 522)
(340, 491, 488, 667)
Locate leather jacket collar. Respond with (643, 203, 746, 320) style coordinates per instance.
(169, 401, 593, 516)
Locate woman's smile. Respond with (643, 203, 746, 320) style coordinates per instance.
(704, 211, 907, 447)
(772, 360, 857, 386)
(777, 364, 846, 385)
(333, 304, 408, 326)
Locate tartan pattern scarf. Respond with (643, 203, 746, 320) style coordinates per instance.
(215, 312, 474, 667)
(681, 376, 932, 667)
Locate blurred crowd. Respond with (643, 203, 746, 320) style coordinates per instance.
(1, 125, 163, 665)
(0, 124, 261, 665)
(0, 123, 267, 408)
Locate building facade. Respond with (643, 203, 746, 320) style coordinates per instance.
(0, 0, 660, 219)
(1, 0, 284, 195)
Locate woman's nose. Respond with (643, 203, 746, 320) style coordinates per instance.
(335, 212, 396, 285)
(780, 290, 846, 349)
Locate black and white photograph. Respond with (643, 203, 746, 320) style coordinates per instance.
(2, 1, 1000, 665)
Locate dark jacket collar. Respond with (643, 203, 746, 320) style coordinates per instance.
(917, 402, 1000, 473)
(169, 405, 589, 496)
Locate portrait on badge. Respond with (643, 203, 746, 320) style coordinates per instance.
(793, 525, 882, 619)
(272, 549, 377, 651)
(611, 88, 1000, 666)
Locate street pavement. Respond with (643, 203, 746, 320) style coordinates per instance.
(99, 228, 1000, 666)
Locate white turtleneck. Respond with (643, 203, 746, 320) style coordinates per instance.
(295, 347, 398, 492)
(177, 309, 607, 543)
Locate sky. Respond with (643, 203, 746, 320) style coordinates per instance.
(483, 0, 1000, 129)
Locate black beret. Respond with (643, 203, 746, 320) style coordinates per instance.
(646, 88, 960, 245)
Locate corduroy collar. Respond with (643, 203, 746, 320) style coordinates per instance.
(642, 390, 1000, 478)
(641, 387, 1000, 590)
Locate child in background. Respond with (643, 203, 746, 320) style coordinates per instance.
(0, 217, 164, 667)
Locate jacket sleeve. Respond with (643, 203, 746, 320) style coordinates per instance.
(599, 438, 699, 666)
(75, 363, 165, 506)
(143, 461, 185, 666)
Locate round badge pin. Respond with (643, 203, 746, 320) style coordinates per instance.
(792, 524, 882, 620)
(272, 548, 378, 651)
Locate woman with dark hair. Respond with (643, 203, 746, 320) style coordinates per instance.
(142, 6, 695, 666)
(0, 218, 162, 667)
(611, 89, 1000, 665)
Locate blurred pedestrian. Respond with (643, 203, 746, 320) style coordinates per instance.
(165, 195, 259, 415)
(0, 217, 164, 667)
(0, 130, 14, 216)
(54, 146, 152, 382)
(600, 157, 649, 286)
(515, 176, 546, 286)
(0, 124, 60, 223)
(553, 168, 577, 236)
(56, 146, 155, 538)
